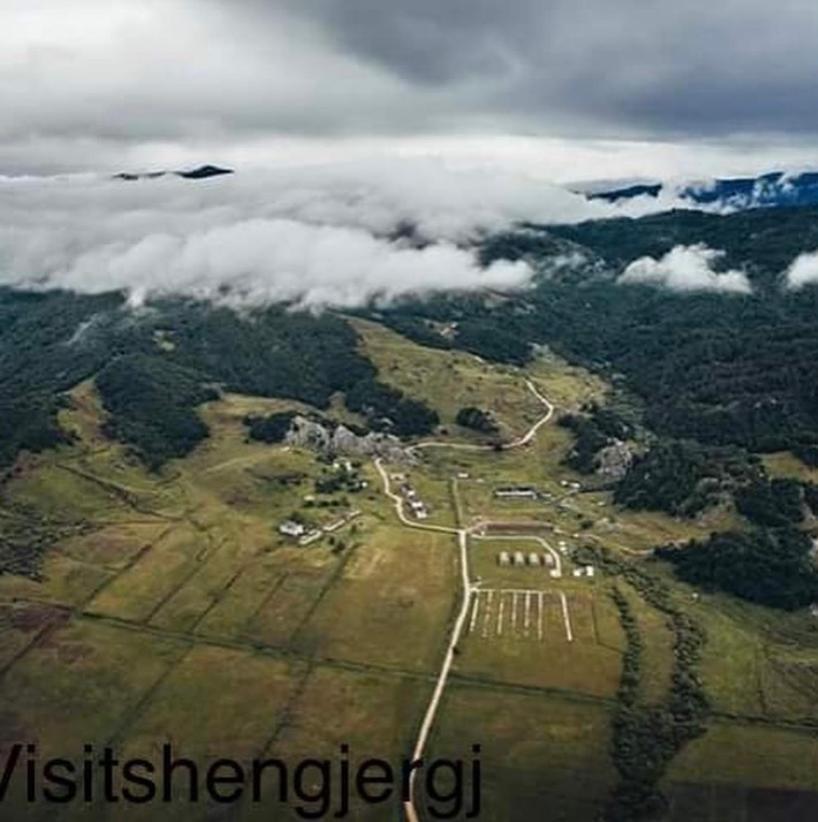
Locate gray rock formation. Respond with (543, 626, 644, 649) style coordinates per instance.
(285, 416, 416, 464)
(594, 439, 634, 481)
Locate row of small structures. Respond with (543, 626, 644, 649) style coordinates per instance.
(391, 473, 429, 520)
(278, 509, 362, 545)
(497, 550, 594, 578)
(497, 550, 562, 577)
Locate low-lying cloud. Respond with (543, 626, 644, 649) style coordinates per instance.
(51, 219, 534, 310)
(618, 244, 752, 294)
(0, 160, 668, 309)
(785, 250, 818, 290)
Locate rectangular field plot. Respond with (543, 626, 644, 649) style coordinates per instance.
(99, 647, 307, 822)
(427, 685, 616, 822)
(455, 590, 622, 698)
(666, 721, 818, 795)
(194, 561, 286, 639)
(467, 588, 573, 642)
(242, 665, 429, 822)
(117, 646, 305, 761)
(146, 522, 273, 634)
(241, 571, 332, 649)
(84, 525, 207, 623)
(0, 619, 186, 757)
(0, 619, 186, 817)
(290, 525, 458, 672)
(59, 521, 170, 569)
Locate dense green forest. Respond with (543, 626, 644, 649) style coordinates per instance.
(0, 290, 438, 471)
(96, 355, 218, 470)
(657, 528, 818, 610)
(558, 405, 632, 474)
(0, 289, 125, 470)
(344, 377, 439, 436)
(378, 207, 818, 458)
(368, 207, 818, 611)
(243, 411, 299, 444)
(734, 477, 805, 527)
(614, 441, 759, 517)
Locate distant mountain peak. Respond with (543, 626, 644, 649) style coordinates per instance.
(587, 169, 818, 210)
(176, 164, 233, 179)
(112, 164, 234, 181)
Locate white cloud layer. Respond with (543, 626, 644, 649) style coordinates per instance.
(0, 160, 640, 309)
(785, 251, 818, 289)
(618, 244, 752, 294)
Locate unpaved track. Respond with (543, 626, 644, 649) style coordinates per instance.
(373, 379, 559, 822)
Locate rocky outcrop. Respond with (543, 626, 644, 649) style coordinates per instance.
(284, 416, 415, 464)
(594, 439, 634, 481)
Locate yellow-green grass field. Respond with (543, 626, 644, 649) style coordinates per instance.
(670, 719, 818, 790)
(427, 684, 616, 822)
(4, 320, 818, 821)
(454, 549, 624, 699)
(292, 523, 458, 671)
(350, 317, 553, 438)
(245, 665, 430, 821)
(763, 450, 818, 485)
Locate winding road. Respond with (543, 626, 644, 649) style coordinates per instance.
(373, 379, 556, 822)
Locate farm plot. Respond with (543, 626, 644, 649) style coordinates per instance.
(455, 587, 623, 699)
(291, 524, 458, 672)
(427, 684, 616, 822)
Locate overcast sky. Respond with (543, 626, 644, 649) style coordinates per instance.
(4, 0, 818, 180)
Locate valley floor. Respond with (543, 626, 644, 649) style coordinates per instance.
(3, 321, 818, 821)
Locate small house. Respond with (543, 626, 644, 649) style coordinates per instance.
(279, 520, 306, 538)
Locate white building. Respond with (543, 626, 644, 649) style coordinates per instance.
(513, 551, 526, 567)
(298, 529, 323, 546)
(495, 486, 538, 499)
(498, 551, 511, 567)
(279, 520, 306, 538)
(528, 552, 541, 566)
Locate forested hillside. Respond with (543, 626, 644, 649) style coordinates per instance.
(369, 207, 818, 610)
(0, 290, 439, 471)
(377, 207, 818, 458)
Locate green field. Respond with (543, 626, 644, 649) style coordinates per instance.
(2, 320, 818, 820)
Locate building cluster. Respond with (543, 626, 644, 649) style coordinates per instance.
(394, 476, 429, 520)
(278, 509, 362, 545)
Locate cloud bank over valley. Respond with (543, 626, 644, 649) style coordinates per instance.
(0, 161, 644, 309)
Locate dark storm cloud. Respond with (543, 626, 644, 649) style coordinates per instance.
(271, 0, 818, 136)
(2, 0, 818, 174)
